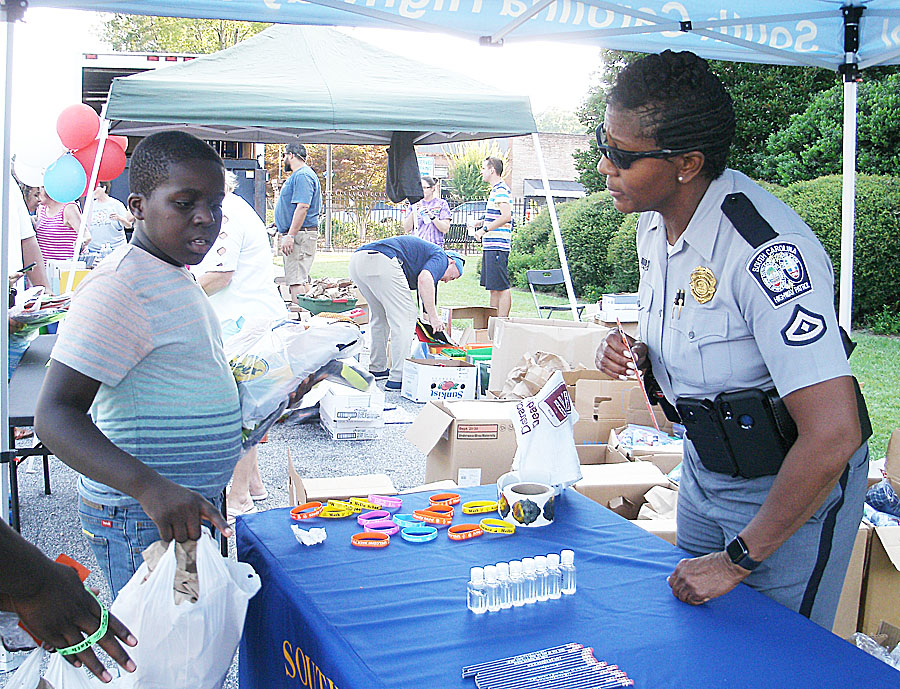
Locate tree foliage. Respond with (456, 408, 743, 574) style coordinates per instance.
(535, 107, 584, 134)
(757, 73, 900, 184)
(99, 15, 269, 53)
(444, 141, 506, 201)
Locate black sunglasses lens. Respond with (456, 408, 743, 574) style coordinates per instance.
(595, 124, 633, 169)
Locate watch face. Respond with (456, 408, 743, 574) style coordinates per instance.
(726, 537, 747, 564)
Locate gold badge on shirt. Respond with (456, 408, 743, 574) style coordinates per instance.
(690, 266, 717, 304)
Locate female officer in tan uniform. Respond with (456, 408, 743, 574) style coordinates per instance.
(595, 50, 868, 629)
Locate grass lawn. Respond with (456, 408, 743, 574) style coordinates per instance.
(310, 251, 899, 459)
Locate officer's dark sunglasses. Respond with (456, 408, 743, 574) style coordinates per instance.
(595, 123, 695, 169)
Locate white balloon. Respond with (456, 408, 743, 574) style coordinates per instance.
(14, 137, 66, 173)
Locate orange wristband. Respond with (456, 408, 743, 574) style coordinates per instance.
(413, 508, 452, 526)
(291, 502, 324, 520)
(448, 523, 484, 541)
(429, 492, 461, 506)
(423, 503, 454, 519)
(351, 532, 390, 548)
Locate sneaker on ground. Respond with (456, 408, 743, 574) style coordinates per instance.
(370, 369, 389, 379)
(385, 380, 401, 390)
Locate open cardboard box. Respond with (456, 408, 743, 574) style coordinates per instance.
(405, 399, 519, 486)
(287, 452, 396, 504)
(860, 429, 900, 636)
(574, 461, 673, 511)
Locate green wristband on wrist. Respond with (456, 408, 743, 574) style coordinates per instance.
(57, 586, 109, 656)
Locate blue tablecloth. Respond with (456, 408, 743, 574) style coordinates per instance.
(236, 486, 896, 688)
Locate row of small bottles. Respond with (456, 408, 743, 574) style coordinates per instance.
(467, 550, 576, 614)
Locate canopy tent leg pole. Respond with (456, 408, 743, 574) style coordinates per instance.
(531, 132, 579, 321)
(838, 78, 856, 331)
(325, 143, 332, 251)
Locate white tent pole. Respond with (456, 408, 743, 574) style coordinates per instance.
(531, 132, 579, 320)
(838, 78, 857, 331)
(325, 143, 332, 251)
(64, 107, 107, 294)
(1, 9, 16, 531)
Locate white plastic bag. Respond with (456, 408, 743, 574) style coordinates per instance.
(109, 531, 261, 689)
(225, 318, 362, 434)
(5, 646, 105, 689)
(510, 370, 582, 492)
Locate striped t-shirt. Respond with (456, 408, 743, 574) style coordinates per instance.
(481, 181, 512, 252)
(51, 244, 243, 507)
(35, 203, 79, 261)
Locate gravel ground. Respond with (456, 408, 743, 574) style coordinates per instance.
(1, 380, 430, 687)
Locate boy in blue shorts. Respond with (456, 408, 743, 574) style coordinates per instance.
(35, 131, 241, 596)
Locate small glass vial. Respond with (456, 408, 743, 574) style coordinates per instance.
(495, 562, 513, 610)
(534, 555, 549, 602)
(467, 566, 487, 614)
(508, 560, 525, 607)
(546, 553, 562, 600)
(484, 565, 501, 612)
(560, 550, 576, 595)
(521, 557, 538, 604)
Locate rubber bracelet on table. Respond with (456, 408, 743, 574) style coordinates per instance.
(319, 505, 354, 519)
(369, 494, 402, 510)
(291, 501, 324, 520)
(351, 532, 390, 548)
(392, 513, 421, 529)
(357, 509, 391, 526)
(363, 519, 400, 535)
(423, 503, 454, 519)
(429, 492, 461, 507)
(350, 497, 382, 512)
(462, 500, 499, 515)
(57, 586, 108, 656)
(329, 499, 362, 513)
(448, 524, 484, 541)
(479, 518, 516, 534)
(413, 508, 452, 526)
(400, 526, 438, 543)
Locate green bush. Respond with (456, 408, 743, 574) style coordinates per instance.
(772, 174, 900, 324)
(870, 305, 900, 335)
(606, 214, 639, 292)
(509, 192, 631, 301)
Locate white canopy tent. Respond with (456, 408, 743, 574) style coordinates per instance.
(3, 0, 898, 528)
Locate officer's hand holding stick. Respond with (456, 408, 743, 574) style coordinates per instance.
(615, 317, 659, 431)
(596, 328, 648, 380)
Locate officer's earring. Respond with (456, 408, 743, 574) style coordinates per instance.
(678, 176, 684, 183)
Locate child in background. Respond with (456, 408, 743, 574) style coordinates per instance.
(35, 131, 241, 596)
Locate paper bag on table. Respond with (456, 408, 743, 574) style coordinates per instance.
(498, 351, 571, 399)
(510, 370, 582, 493)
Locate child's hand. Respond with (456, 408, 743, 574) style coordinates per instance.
(135, 476, 232, 542)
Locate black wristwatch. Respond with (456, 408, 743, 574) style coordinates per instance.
(725, 535, 762, 571)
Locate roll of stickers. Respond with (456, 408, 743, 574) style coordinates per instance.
(496, 475, 555, 528)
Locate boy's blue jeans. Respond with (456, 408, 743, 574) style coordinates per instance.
(79, 494, 223, 598)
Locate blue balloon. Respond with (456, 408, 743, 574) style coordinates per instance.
(43, 153, 87, 203)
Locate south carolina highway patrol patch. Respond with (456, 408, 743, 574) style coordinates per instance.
(747, 242, 812, 308)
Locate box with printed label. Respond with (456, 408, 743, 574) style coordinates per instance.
(319, 386, 384, 421)
(401, 358, 477, 403)
(320, 407, 384, 441)
(405, 399, 519, 486)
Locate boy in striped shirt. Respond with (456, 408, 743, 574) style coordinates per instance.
(36, 131, 241, 596)
(471, 157, 513, 317)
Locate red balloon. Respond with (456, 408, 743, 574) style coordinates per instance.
(73, 139, 127, 181)
(57, 104, 100, 151)
(109, 135, 128, 151)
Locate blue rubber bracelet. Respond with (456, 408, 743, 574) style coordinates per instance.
(392, 513, 421, 529)
(400, 526, 438, 543)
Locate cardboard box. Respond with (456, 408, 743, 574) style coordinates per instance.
(441, 305, 497, 334)
(319, 386, 384, 421)
(832, 522, 872, 638)
(401, 358, 477, 403)
(405, 399, 519, 486)
(287, 453, 396, 504)
(488, 317, 610, 392)
(631, 518, 678, 545)
(606, 425, 682, 475)
(563, 370, 640, 452)
(859, 429, 900, 636)
(400, 480, 458, 494)
(574, 462, 672, 509)
(319, 412, 384, 441)
(458, 327, 491, 346)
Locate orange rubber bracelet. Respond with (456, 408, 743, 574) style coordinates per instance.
(429, 492, 461, 506)
(413, 508, 452, 526)
(422, 503, 454, 519)
(448, 523, 484, 541)
(291, 502, 324, 520)
(351, 532, 390, 548)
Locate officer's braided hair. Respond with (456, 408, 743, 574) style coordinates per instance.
(130, 131, 223, 197)
(607, 50, 734, 179)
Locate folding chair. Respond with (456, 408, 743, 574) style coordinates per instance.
(526, 269, 586, 319)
